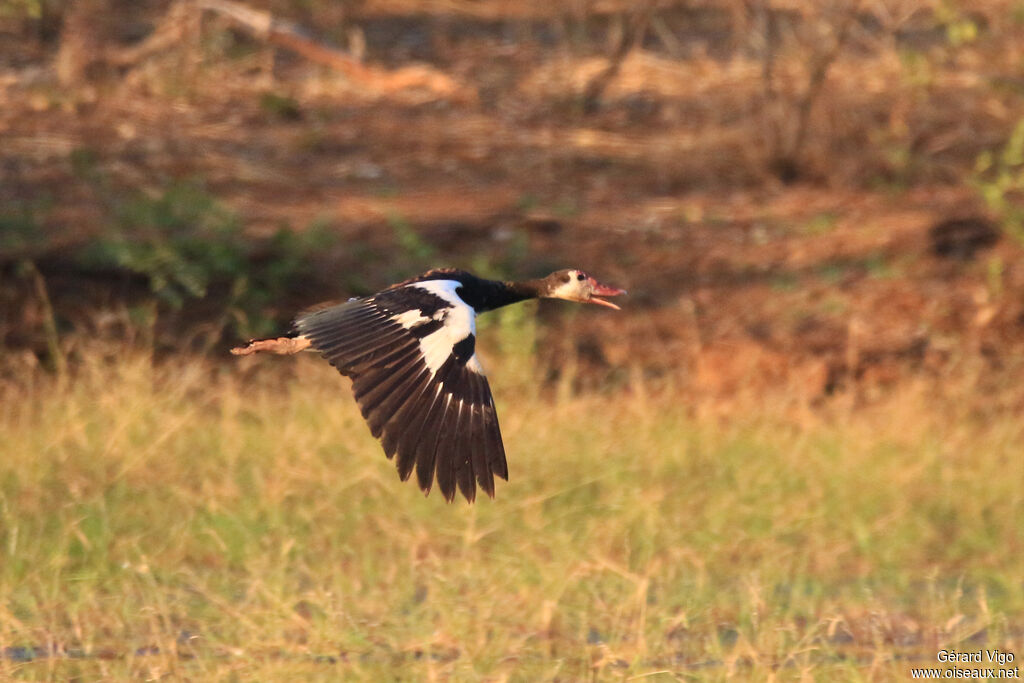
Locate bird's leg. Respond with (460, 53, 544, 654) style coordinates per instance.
(230, 336, 311, 356)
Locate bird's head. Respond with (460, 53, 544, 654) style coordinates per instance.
(541, 269, 627, 310)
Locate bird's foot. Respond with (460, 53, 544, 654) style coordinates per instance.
(230, 336, 311, 356)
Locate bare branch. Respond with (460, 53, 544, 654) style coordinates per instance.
(788, 0, 864, 162)
(582, 0, 656, 114)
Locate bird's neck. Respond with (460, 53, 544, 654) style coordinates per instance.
(461, 278, 545, 312)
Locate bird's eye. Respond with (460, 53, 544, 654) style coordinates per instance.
(576, 272, 585, 281)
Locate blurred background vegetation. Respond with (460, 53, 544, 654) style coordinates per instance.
(2, 0, 1024, 679)
(1, 0, 1022, 396)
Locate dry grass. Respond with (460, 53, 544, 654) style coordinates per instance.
(0, 341, 1022, 681)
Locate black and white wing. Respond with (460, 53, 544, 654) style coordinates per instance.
(294, 279, 508, 502)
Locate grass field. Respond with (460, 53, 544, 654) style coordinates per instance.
(1, 344, 1023, 681)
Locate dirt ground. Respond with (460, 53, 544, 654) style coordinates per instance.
(2, 0, 1023, 401)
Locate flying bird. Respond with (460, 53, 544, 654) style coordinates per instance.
(231, 268, 626, 502)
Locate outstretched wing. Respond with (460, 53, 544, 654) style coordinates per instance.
(294, 279, 508, 502)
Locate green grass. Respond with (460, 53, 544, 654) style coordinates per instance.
(1, 349, 1022, 680)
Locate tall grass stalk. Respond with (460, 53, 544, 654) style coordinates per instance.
(1, 348, 1022, 680)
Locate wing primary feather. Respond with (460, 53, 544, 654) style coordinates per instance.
(294, 300, 365, 325)
(482, 386, 508, 481)
(433, 395, 462, 503)
(412, 355, 465, 495)
(341, 338, 419, 375)
(367, 365, 431, 439)
(351, 342, 419, 390)
(297, 303, 383, 336)
(467, 375, 494, 498)
(312, 321, 402, 351)
(379, 368, 433, 467)
(413, 388, 449, 495)
(455, 407, 477, 502)
(300, 303, 380, 329)
(459, 383, 479, 499)
(452, 376, 481, 502)
(382, 374, 434, 481)
(359, 356, 427, 438)
(316, 326, 409, 361)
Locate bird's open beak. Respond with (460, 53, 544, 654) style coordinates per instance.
(586, 278, 627, 310)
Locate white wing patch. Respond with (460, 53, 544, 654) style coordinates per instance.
(391, 309, 431, 329)
(408, 279, 466, 311)
(419, 328, 457, 375)
(407, 280, 480, 377)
